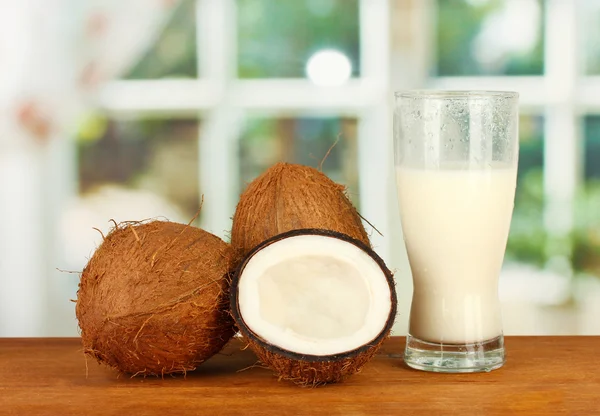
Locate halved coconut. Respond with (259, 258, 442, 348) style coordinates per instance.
(230, 229, 397, 386)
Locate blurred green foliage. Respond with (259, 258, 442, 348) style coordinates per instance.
(239, 117, 360, 205)
(77, 117, 201, 219)
(572, 181, 600, 275)
(124, 0, 197, 79)
(237, 0, 360, 78)
(125, 0, 552, 79)
(86, 0, 600, 276)
(124, 0, 553, 80)
(505, 172, 600, 277)
(123, 0, 360, 80)
(585, 116, 600, 179)
(505, 115, 600, 277)
(437, 0, 544, 76)
(505, 115, 546, 266)
(505, 168, 547, 267)
(586, 4, 600, 74)
(574, 116, 600, 276)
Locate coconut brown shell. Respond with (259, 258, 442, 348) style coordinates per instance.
(76, 220, 235, 376)
(244, 336, 382, 386)
(230, 229, 397, 386)
(231, 163, 370, 263)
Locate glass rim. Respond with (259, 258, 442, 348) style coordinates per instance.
(394, 90, 519, 100)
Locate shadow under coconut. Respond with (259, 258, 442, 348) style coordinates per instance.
(83, 340, 265, 386)
(183, 339, 263, 379)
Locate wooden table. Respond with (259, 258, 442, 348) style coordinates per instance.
(1, 337, 598, 415)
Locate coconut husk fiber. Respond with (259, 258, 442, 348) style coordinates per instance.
(231, 163, 370, 263)
(243, 337, 384, 387)
(76, 220, 235, 376)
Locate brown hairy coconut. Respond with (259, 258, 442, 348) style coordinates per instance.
(76, 220, 235, 376)
(230, 229, 397, 386)
(231, 163, 370, 263)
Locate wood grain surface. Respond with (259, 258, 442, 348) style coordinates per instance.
(0, 337, 598, 415)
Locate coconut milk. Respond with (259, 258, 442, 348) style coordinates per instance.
(396, 164, 517, 344)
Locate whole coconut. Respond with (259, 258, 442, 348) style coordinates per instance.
(231, 163, 370, 261)
(76, 220, 235, 376)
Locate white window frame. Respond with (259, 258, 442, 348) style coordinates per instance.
(96, 0, 599, 272)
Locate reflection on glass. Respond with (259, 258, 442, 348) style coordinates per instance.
(237, 0, 359, 78)
(239, 118, 359, 206)
(505, 115, 545, 267)
(436, 0, 544, 76)
(124, 0, 197, 79)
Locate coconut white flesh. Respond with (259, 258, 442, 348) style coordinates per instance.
(238, 234, 392, 356)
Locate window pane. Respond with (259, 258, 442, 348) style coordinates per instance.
(505, 115, 545, 266)
(237, 0, 360, 79)
(239, 117, 359, 206)
(77, 116, 200, 221)
(124, 0, 197, 79)
(436, 0, 544, 76)
(585, 2, 600, 74)
(584, 116, 600, 180)
(67, 116, 200, 271)
(573, 116, 600, 277)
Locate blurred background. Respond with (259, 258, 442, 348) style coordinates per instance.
(0, 0, 599, 337)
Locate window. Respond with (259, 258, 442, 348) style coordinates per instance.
(92, 0, 389, 264)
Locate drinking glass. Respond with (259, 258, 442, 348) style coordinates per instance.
(394, 90, 519, 373)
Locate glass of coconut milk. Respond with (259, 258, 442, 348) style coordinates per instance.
(394, 90, 518, 373)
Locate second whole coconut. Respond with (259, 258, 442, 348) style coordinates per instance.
(231, 163, 370, 261)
